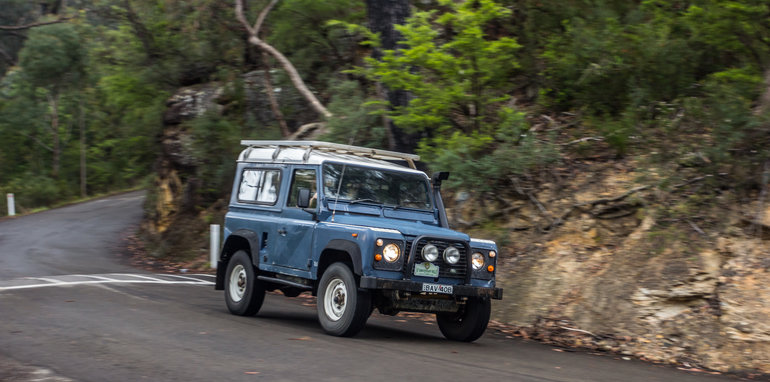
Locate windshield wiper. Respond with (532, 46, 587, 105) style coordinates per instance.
(348, 198, 380, 205)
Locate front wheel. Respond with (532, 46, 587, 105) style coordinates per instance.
(224, 250, 265, 316)
(317, 263, 371, 337)
(436, 297, 491, 342)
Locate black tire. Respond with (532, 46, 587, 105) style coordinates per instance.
(436, 297, 491, 342)
(317, 263, 371, 337)
(224, 250, 265, 316)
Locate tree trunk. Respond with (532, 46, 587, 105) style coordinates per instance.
(79, 96, 86, 198)
(756, 68, 770, 116)
(48, 93, 60, 178)
(366, 0, 416, 153)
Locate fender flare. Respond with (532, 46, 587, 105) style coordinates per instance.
(321, 239, 363, 275)
(216, 229, 261, 290)
(223, 229, 261, 266)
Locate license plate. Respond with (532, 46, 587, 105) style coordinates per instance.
(422, 283, 453, 294)
(414, 262, 439, 277)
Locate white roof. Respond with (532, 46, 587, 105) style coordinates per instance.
(237, 140, 424, 174)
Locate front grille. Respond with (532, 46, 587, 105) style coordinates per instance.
(411, 238, 467, 279)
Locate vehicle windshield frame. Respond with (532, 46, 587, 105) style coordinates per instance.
(321, 161, 434, 211)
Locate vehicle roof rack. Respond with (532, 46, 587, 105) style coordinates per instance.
(240, 140, 420, 169)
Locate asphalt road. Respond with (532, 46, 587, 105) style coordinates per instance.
(0, 192, 745, 381)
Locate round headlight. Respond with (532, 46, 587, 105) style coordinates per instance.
(422, 244, 439, 262)
(383, 243, 401, 263)
(471, 252, 485, 270)
(443, 246, 460, 264)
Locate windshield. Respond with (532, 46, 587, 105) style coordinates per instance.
(323, 163, 432, 210)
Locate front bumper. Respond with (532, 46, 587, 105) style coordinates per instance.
(360, 276, 503, 300)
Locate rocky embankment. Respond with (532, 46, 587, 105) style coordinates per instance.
(451, 161, 770, 374)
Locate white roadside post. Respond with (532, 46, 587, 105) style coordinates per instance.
(210, 224, 220, 269)
(6, 193, 15, 216)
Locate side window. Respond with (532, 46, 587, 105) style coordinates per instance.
(287, 169, 317, 208)
(238, 169, 281, 204)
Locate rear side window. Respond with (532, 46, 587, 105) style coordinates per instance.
(238, 169, 281, 204)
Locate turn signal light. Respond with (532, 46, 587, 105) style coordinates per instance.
(487, 265, 495, 272)
(375, 254, 383, 261)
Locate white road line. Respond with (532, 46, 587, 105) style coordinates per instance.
(160, 274, 211, 283)
(0, 273, 214, 292)
(108, 273, 165, 282)
(72, 275, 120, 282)
(190, 274, 216, 278)
(25, 277, 64, 284)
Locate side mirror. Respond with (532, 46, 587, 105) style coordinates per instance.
(297, 188, 311, 208)
(431, 172, 450, 189)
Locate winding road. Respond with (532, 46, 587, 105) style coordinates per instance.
(0, 191, 740, 381)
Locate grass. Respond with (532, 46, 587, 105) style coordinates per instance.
(0, 186, 145, 220)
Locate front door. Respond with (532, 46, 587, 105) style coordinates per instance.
(273, 167, 318, 271)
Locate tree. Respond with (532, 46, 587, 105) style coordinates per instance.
(349, 0, 556, 191)
(17, 23, 86, 178)
(365, 0, 413, 152)
(358, 0, 520, 137)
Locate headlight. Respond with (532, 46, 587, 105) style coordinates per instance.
(382, 243, 401, 263)
(443, 246, 460, 264)
(471, 252, 485, 270)
(422, 244, 439, 262)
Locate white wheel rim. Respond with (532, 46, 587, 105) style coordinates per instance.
(229, 264, 247, 303)
(324, 278, 347, 321)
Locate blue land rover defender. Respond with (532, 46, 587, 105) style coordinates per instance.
(215, 141, 502, 341)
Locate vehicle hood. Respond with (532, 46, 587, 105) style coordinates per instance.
(329, 214, 469, 241)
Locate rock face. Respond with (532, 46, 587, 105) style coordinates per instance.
(452, 160, 770, 374)
(144, 75, 322, 260)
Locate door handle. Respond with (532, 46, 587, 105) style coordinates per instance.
(277, 228, 287, 236)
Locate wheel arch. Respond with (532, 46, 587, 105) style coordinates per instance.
(215, 229, 260, 290)
(315, 239, 363, 295)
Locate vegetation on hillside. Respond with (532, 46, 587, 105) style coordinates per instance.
(1, 0, 768, 215)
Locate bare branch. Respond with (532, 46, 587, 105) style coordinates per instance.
(235, 0, 332, 119)
(561, 137, 604, 146)
(575, 185, 650, 207)
(254, 0, 279, 35)
(234, 0, 255, 35)
(687, 220, 706, 236)
(0, 16, 74, 31)
(671, 174, 713, 190)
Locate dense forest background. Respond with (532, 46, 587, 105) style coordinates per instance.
(3, 1, 770, 372)
(1, 0, 768, 215)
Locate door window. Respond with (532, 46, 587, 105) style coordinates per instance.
(287, 169, 318, 208)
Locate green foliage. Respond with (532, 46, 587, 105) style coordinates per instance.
(19, 24, 86, 90)
(3, 0, 770, 214)
(323, 79, 387, 147)
(357, 0, 521, 136)
(344, 0, 556, 190)
(418, 108, 558, 191)
(541, 8, 699, 116)
(188, 112, 241, 201)
(269, 0, 366, 87)
(0, 173, 62, 212)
